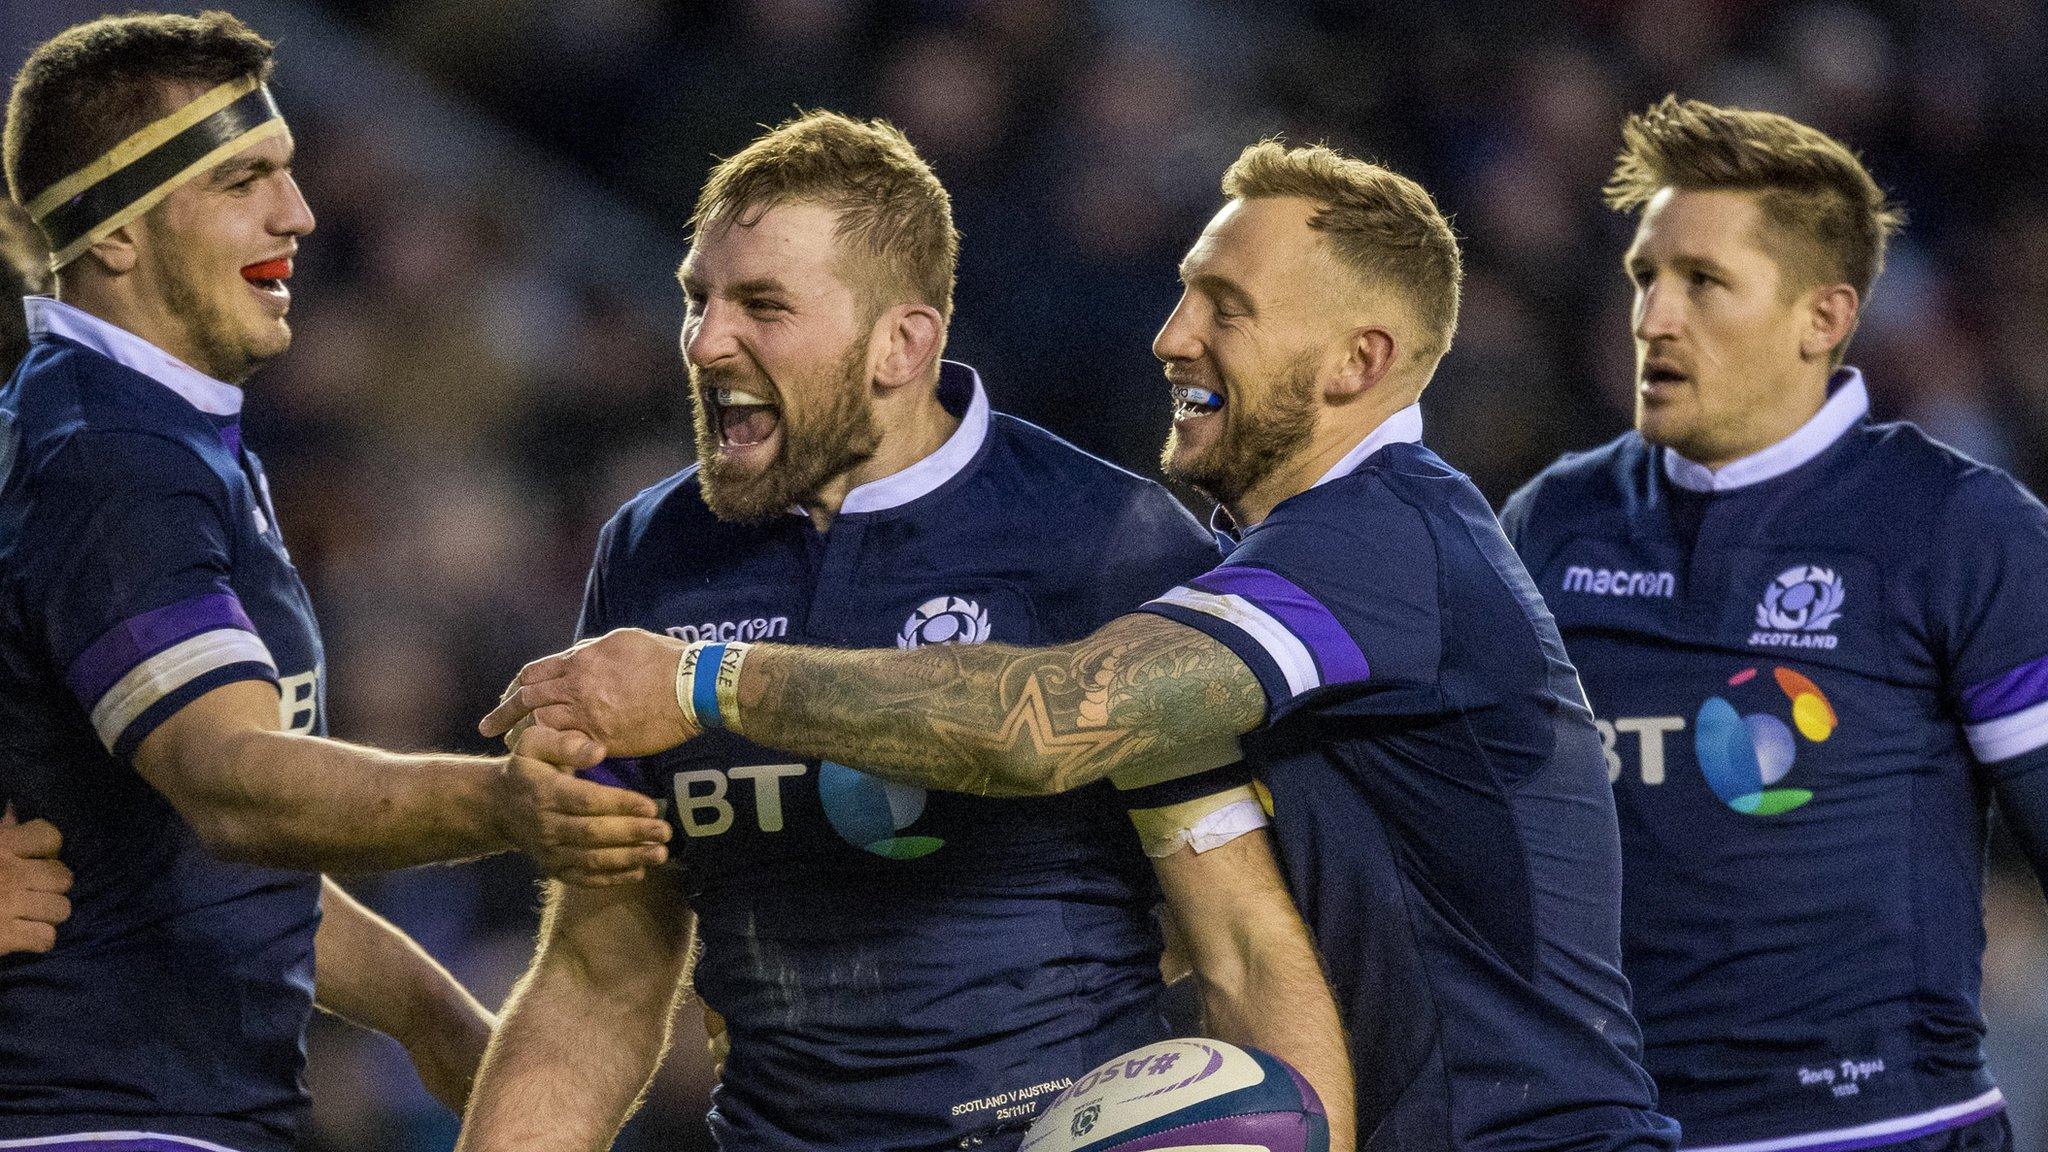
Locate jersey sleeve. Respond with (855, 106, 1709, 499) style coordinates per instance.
(1934, 469, 2048, 766)
(1135, 492, 1439, 722)
(23, 431, 276, 760)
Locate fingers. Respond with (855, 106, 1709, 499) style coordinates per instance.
(8, 890, 69, 925)
(530, 766, 664, 819)
(0, 817, 62, 859)
(480, 655, 575, 737)
(0, 920, 58, 954)
(543, 845, 669, 888)
(14, 856, 71, 895)
(514, 725, 606, 770)
(538, 813, 673, 850)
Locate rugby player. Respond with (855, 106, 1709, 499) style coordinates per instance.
(0, 202, 68, 962)
(0, 13, 669, 1149)
(1498, 97, 2048, 1152)
(488, 140, 1679, 1152)
(458, 111, 1349, 1152)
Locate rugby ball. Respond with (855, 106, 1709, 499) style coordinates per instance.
(1023, 1039, 1327, 1152)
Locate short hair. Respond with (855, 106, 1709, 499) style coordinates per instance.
(5, 11, 275, 211)
(1221, 139, 1463, 366)
(1605, 95, 1904, 300)
(691, 110, 958, 322)
(0, 200, 50, 374)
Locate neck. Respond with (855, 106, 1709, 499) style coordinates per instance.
(1683, 364, 1832, 471)
(57, 276, 220, 381)
(1226, 388, 1414, 528)
(799, 375, 959, 531)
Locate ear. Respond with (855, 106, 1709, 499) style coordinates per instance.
(82, 222, 140, 275)
(1800, 282, 1859, 363)
(1327, 325, 1398, 401)
(871, 302, 945, 392)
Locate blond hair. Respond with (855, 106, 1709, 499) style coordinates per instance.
(1222, 139, 1463, 365)
(1606, 95, 1903, 300)
(692, 110, 958, 321)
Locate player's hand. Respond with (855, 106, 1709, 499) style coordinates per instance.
(492, 752, 671, 887)
(480, 628, 701, 758)
(0, 807, 72, 956)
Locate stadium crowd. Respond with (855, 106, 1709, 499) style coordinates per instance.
(5, 0, 2047, 1149)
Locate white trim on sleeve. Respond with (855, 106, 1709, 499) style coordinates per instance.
(1151, 586, 1319, 697)
(90, 628, 276, 750)
(1967, 696, 2048, 764)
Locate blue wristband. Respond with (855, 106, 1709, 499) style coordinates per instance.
(693, 642, 727, 728)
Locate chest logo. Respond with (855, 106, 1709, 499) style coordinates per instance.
(1696, 665, 1837, 815)
(1750, 565, 1845, 649)
(1561, 565, 1675, 599)
(898, 595, 991, 649)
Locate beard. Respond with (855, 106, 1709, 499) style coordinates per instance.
(1161, 351, 1319, 506)
(144, 233, 279, 384)
(691, 340, 882, 523)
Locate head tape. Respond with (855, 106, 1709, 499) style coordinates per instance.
(24, 76, 283, 271)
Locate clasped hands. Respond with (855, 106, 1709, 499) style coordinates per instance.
(486, 629, 706, 883)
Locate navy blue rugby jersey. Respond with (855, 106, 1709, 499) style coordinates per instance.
(1501, 370, 2048, 1152)
(578, 362, 1221, 1152)
(1137, 406, 1678, 1152)
(0, 300, 325, 1152)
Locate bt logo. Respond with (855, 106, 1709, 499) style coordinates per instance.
(1598, 665, 1838, 816)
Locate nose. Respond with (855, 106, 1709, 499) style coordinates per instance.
(1152, 291, 1203, 365)
(683, 299, 737, 370)
(275, 172, 315, 238)
(1634, 277, 1682, 343)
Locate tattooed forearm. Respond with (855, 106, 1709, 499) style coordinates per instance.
(728, 614, 1266, 797)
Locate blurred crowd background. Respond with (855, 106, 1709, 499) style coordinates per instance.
(5, 0, 2048, 1148)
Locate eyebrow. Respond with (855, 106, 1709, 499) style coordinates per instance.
(1182, 267, 1255, 308)
(210, 153, 288, 185)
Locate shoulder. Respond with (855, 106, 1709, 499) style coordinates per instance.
(1503, 433, 1647, 526)
(981, 412, 1210, 540)
(596, 462, 719, 563)
(32, 426, 231, 507)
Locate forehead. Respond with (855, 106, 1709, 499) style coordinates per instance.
(1182, 196, 1325, 284)
(681, 200, 849, 286)
(1629, 187, 1773, 261)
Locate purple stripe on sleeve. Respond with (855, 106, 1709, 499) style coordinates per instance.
(1784, 1097, 2005, 1152)
(1962, 652, 2048, 722)
(1190, 565, 1369, 684)
(64, 591, 256, 709)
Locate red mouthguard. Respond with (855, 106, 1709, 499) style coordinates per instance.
(241, 258, 292, 281)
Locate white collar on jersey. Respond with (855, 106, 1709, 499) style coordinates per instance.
(1661, 367, 1868, 493)
(23, 295, 244, 416)
(1313, 402, 1424, 488)
(838, 359, 991, 515)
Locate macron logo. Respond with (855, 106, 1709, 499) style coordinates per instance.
(666, 616, 789, 643)
(1562, 565, 1675, 599)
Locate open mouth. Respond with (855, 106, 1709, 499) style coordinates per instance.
(241, 257, 292, 303)
(711, 386, 782, 448)
(1640, 362, 1689, 390)
(1170, 383, 1225, 422)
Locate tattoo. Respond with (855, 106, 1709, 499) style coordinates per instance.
(731, 614, 1265, 797)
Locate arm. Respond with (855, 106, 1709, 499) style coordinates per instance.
(315, 877, 495, 1113)
(1989, 746, 2048, 897)
(457, 871, 697, 1152)
(136, 680, 668, 882)
(1152, 830, 1354, 1152)
(0, 810, 71, 956)
(485, 613, 1263, 798)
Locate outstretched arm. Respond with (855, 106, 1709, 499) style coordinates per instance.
(314, 877, 495, 1114)
(137, 681, 669, 883)
(484, 614, 1264, 798)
